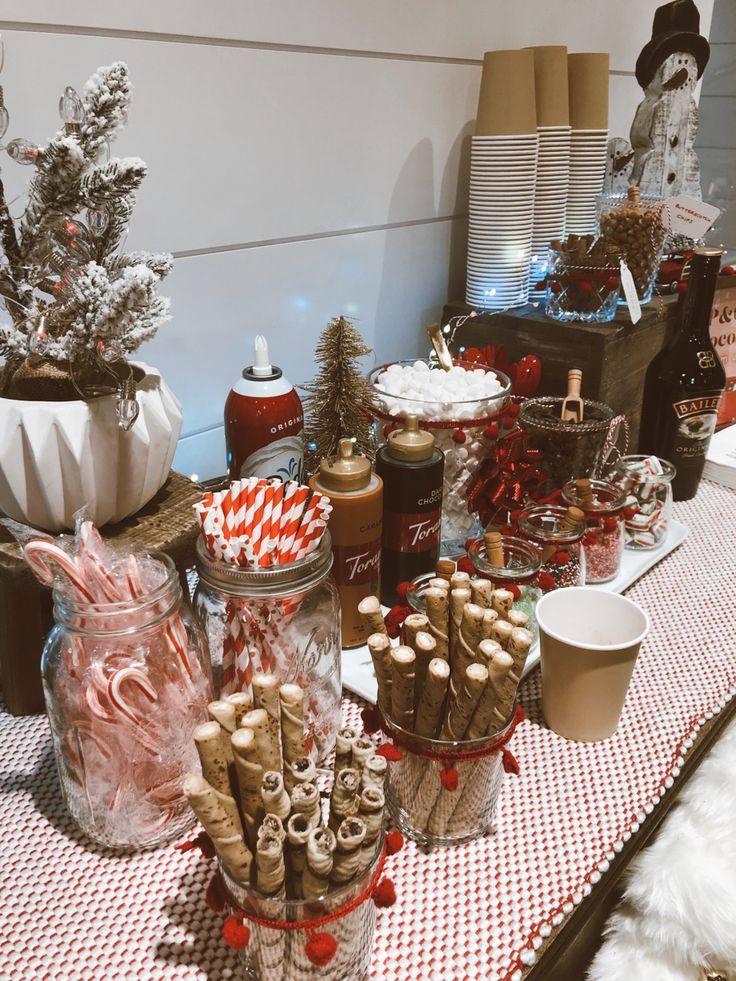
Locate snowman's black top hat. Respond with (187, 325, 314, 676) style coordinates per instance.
(635, 0, 710, 88)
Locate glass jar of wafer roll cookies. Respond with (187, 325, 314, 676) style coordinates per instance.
(358, 560, 528, 848)
(183, 675, 394, 980)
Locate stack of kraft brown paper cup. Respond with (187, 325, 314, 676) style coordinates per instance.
(565, 52, 610, 235)
(467, 49, 538, 310)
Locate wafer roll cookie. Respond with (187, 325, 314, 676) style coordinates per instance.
(286, 813, 311, 896)
(290, 782, 322, 830)
(231, 727, 264, 847)
(208, 700, 237, 734)
(507, 609, 529, 630)
(450, 571, 470, 591)
(285, 756, 317, 795)
(465, 651, 514, 739)
(358, 595, 387, 637)
(256, 831, 286, 897)
(490, 618, 513, 648)
(470, 578, 494, 609)
(367, 634, 393, 710)
(475, 638, 502, 671)
(329, 767, 360, 831)
(424, 587, 449, 660)
(278, 683, 305, 767)
(362, 754, 387, 792)
(241, 708, 280, 774)
(507, 626, 533, 674)
(390, 645, 416, 731)
(481, 608, 499, 638)
(212, 832, 254, 886)
(435, 558, 456, 582)
(451, 602, 486, 697)
(412, 631, 437, 709)
(334, 727, 359, 777)
(449, 588, 470, 667)
(193, 721, 232, 796)
(441, 663, 489, 740)
(183, 773, 243, 841)
(261, 771, 291, 822)
(414, 657, 450, 738)
(252, 674, 283, 772)
(331, 816, 367, 885)
(428, 577, 450, 591)
(358, 787, 384, 846)
(402, 613, 429, 651)
(301, 828, 336, 899)
(351, 736, 376, 775)
(258, 812, 286, 843)
(225, 691, 253, 727)
(491, 588, 514, 619)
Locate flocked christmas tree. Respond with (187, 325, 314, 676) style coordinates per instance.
(301, 316, 376, 474)
(0, 56, 171, 425)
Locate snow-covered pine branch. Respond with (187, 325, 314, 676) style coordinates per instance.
(79, 62, 132, 161)
(79, 158, 147, 205)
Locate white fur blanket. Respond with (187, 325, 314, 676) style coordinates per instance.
(588, 711, 736, 980)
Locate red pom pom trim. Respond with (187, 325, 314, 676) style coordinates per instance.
(305, 931, 338, 966)
(483, 423, 499, 440)
(538, 571, 556, 592)
(439, 763, 459, 791)
(385, 830, 404, 855)
(222, 914, 251, 949)
(452, 429, 467, 444)
(377, 743, 402, 762)
(373, 877, 397, 908)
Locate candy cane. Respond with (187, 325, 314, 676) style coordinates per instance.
(80, 522, 121, 601)
(108, 667, 157, 724)
(23, 540, 96, 602)
(85, 685, 113, 722)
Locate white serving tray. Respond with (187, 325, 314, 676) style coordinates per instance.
(341, 520, 688, 704)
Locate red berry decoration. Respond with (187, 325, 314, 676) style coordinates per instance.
(222, 915, 251, 950)
(386, 830, 404, 855)
(552, 551, 570, 566)
(483, 423, 499, 440)
(579, 280, 593, 294)
(439, 764, 459, 792)
(550, 281, 562, 294)
(538, 571, 556, 592)
(305, 932, 338, 967)
(507, 584, 521, 601)
(452, 429, 466, 444)
(624, 506, 638, 521)
(507, 402, 520, 418)
(456, 557, 475, 576)
(606, 276, 619, 290)
(373, 878, 397, 908)
(602, 517, 619, 533)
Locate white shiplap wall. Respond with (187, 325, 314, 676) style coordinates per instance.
(0, 1, 714, 478)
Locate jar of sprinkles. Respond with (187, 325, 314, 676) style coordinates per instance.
(561, 478, 626, 584)
(517, 505, 587, 592)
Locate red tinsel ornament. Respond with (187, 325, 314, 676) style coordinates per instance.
(372, 878, 397, 908)
(305, 932, 338, 966)
(222, 915, 251, 949)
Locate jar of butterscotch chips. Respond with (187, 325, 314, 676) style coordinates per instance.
(597, 187, 666, 303)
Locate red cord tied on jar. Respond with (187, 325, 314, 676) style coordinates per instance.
(218, 836, 401, 964)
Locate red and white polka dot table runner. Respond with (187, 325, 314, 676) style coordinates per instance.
(1, 482, 734, 980)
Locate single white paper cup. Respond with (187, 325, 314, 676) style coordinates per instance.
(536, 587, 649, 741)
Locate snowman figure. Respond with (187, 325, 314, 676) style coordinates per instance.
(604, 0, 710, 198)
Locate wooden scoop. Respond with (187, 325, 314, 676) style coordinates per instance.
(428, 322, 453, 372)
(560, 368, 584, 424)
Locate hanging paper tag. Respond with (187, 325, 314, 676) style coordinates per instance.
(620, 260, 642, 325)
(663, 195, 721, 239)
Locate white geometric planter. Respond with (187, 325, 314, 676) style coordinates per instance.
(0, 362, 182, 532)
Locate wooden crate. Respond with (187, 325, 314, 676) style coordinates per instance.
(442, 296, 681, 450)
(0, 471, 202, 715)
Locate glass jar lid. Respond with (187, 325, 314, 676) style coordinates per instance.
(561, 478, 626, 514)
(518, 505, 586, 544)
(196, 531, 333, 597)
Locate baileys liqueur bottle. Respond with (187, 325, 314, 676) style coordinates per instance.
(639, 248, 725, 501)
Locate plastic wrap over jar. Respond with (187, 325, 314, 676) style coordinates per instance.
(614, 455, 676, 550)
(41, 553, 213, 849)
(561, 479, 626, 583)
(518, 505, 587, 591)
(194, 533, 341, 763)
(220, 833, 384, 980)
(368, 360, 512, 550)
(381, 704, 518, 848)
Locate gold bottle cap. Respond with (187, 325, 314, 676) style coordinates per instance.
(319, 438, 371, 491)
(386, 415, 435, 462)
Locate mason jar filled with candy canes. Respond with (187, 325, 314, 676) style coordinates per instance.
(517, 505, 587, 592)
(561, 478, 626, 584)
(26, 525, 213, 850)
(614, 455, 676, 550)
(193, 478, 341, 763)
